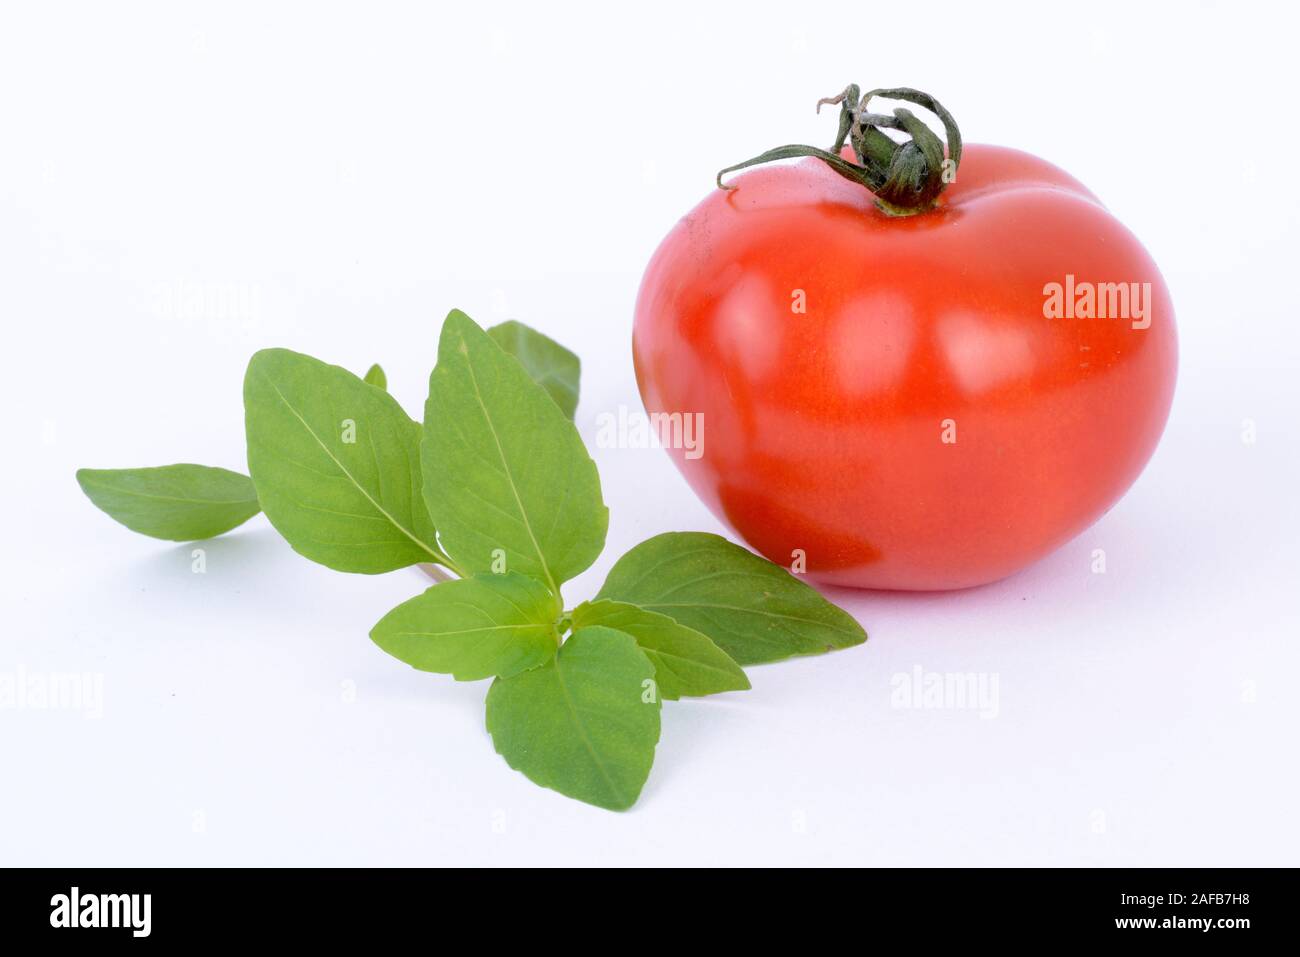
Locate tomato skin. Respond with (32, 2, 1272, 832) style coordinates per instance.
(633, 144, 1177, 590)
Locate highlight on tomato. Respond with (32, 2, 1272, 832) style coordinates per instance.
(633, 86, 1177, 590)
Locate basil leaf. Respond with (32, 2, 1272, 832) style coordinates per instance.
(571, 600, 749, 700)
(596, 532, 867, 665)
(244, 348, 442, 574)
(363, 363, 387, 390)
(370, 572, 560, 680)
(487, 320, 580, 419)
(76, 464, 260, 541)
(422, 310, 607, 592)
(485, 625, 660, 811)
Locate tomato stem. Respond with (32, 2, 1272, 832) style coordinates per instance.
(716, 85, 963, 217)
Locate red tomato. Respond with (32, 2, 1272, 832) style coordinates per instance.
(633, 143, 1177, 590)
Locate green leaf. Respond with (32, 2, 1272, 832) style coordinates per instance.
(422, 310, 607, 592)
(571, 600, 749, 700)
(487, 320, 580, 419)
(485, 625, 660, 811)
(370, 573, 560, 681)
(244, 348, 442, 574)
(76, 464, 260, 541)
(595, 532, 867, 666)
(363, 363, 387, 390)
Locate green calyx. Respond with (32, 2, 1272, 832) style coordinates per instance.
(716, 85, 963, 217)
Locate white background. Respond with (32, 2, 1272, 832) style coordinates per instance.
(2, 1, 1297, 866)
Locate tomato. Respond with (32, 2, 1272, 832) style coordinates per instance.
(633, 115, 1177, 590)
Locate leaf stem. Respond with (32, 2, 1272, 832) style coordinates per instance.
(418, 549, 466, 581)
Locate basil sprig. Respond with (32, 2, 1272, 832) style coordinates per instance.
(76, 310, 866, 810)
